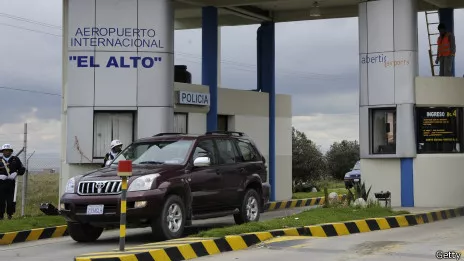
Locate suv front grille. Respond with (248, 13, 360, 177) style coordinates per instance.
(77, 180, 122, 195)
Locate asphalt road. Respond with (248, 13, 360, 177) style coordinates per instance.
(198, 216, 464, 261)
(0, 206, 315, 261)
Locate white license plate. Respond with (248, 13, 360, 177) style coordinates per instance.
(354, 179, 360, 182)
(86, 205, 104, 215)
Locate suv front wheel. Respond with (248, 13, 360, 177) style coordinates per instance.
(151, 195, 186, 240)
(234, 189, 261, 225)
(67, 222, 104, 242)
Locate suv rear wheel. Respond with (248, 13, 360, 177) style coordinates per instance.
(151, 195, 186, 240)
(67, 222, 104, 242)
(234, 189, 261, 225)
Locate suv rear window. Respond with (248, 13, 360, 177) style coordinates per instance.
(216, 139, 241, 164)
(235, 139, 260, 162)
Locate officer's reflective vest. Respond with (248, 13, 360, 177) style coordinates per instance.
(437, 33, 453, 57)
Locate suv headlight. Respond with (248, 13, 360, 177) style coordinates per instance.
(128, 174, 160, 192)
(65, 176, 81, 194)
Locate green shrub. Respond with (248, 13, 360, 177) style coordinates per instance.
(346, 181, 371, 205)
(323, 186, 329, 208)
(293, 183, 317, 193)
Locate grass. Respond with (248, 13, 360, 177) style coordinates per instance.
(292, 180, 348, 199)
(15, 173, 61, 217)
(293, 188, 348, 199)
(0, 216, 65, 233)
(0, 173, 66, 233)
(194, 205, 410, 238)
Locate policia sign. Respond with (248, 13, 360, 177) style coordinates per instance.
(416, 107, 462, 153)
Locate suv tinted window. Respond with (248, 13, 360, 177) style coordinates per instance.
(192, 139, 218, 165)
(236, 139, 259, 162)
(216, 139, 240, 164)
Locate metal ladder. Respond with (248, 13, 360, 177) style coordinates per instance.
(425, 11, 440, 76)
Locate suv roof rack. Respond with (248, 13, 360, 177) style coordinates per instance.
(205, 131, 246, 137)
(153, 132, 183, 137)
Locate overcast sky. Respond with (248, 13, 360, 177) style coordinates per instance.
(0, 0, 463, 156)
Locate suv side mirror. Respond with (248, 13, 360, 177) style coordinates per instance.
(193, 157, 210, 167)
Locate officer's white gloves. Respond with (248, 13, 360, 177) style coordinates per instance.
(8, 172, 17, 180)
(0, 175, 7, 180)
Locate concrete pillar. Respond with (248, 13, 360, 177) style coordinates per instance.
(61, 0, 175, 192)
(257, 22, 276, 201)
(218, 26, 222, 87)
(439, 8, 455, 76)
(358, 0, 418, 207)
(202, 6, 219, 131)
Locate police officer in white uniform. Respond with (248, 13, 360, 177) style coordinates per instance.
(102, 140, 123, 167)
(0, 144, 25, 220)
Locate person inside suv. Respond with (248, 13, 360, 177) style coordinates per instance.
(102, 140, 123, 167)
(60, 132, 270, 242)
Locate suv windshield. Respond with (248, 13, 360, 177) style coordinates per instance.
(111, 139, 194, 165)
(353, 161, 361, 170)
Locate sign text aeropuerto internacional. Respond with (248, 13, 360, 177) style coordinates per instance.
(70, 27, 163, 48)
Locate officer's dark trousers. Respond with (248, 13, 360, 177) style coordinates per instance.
(0, 180, 15, 218)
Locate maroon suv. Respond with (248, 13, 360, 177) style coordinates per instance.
(60, 131, 270, 242)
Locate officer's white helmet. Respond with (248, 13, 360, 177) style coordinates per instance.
(1, 144, 13, 151)
(110, 140, 123, 149)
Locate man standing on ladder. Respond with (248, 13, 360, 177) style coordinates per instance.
(0, 144, 26, 220)
(435, 23, 456, 77)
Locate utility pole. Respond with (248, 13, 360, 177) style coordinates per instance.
(21, 123, 27, 216)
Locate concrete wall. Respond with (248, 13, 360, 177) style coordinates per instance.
(415, 77, 464, 106)
(361, 158, 401, 207)
(64, 0, 175, 165)
(218, 88, 293, 201)
(413, 76, 464, 207)
(358, 0, 418, 159)
(414, 154, 464, 207)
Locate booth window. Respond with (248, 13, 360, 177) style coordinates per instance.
(174, 113, 188, 134)
(416, 107, 463, 153)
(371, 108, 396, 154)
(217, 115, 228, 131)
(93, 112, 134, 158)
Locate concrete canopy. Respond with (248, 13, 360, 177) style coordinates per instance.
(173, 0, 464, 29)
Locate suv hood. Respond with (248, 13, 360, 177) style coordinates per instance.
(81, 164, 183, 179)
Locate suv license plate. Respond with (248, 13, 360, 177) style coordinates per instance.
(354, 179, 360, 182)
(86, 205, 104, 215)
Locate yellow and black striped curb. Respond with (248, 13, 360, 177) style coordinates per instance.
(0, 225, 68, 245)
(0, 195, 327, 246)
(74, 206, 464, 261)
(264, 194, 347, 211)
